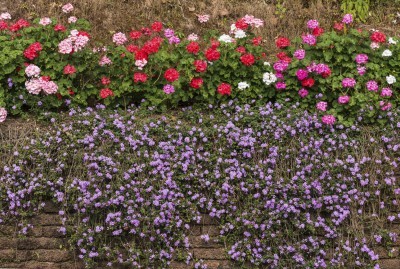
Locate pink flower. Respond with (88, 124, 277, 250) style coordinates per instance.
(68, 16, 77, 23)
(58, 38, 73, 54)
(0, 12, 11, 20)
(316, 101, 328, 111)
(242, 15, 264, 28)
(307, 19, 319, 29)
(73, 35, 90, 51)
(366, 80, 379, 92)
(197, 14, 210, 23)
(163, 84, 175, 94)
(273, 60, 289, 72)
(63, 64, 76, 75)
(379, 101, 392, 111)
(25, 64, 41, 77)
(0, 107, 7, 123)
(342, 78, 356, 88)
(42, 81, 58, 94)
(357, 65, 367, 76)
(25, 78, 42, 94)
(338, 95, 350, 104)
(322, 115, 336, 125)
(99, 56, 112, 66)
(62, 3, 74, 14)
(275, 82, 286, 90)
(302, 34, 317, 45)
(298, 88, 309, 98)
(293, 49, 305, 60)
(355, 54, 368, 64)
(187, 33, 199, 41)
(370, 42, 380, 50)
(39, 17, 52, 26)
(380, 87, 392, 97)
(112, 32, 128, 45)
(342, 14, 353, 24)
(296, 69, 308, 81)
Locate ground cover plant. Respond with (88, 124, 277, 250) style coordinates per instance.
(1, 101, 400, 268)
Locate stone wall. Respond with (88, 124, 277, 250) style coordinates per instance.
(0, 203, 399, 269)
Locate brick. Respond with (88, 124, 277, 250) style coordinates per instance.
(0, 226, 16, 236)
(201, 225, 220, 236)
(34, 249, 72, 262)
(59, 261, 85, 269)
(0, 249, 16, 261)
(169, 261, 191, 269)
(0, 262, 25, 268)
(189, 236, 221, 248)
(31, 214, 62, 226)
(376, 247, 399, 259)
(189, 225, 202, 236)
(379, 259, 400, 269)
(42, 201, 60, 213)
(41, 226, 65, 238)
(0, 237, 17, 249)
(193, 248, 226, 260)
(16, 238, 65, 250)
(200, 214, 219, 225)
(204, 260, 233, 269)
(24, 261, 61, 269)
(15, 250, 35, 262)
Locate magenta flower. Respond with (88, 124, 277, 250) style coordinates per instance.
(342, 14, 353, 24)
(307, 19, 319, 29)
(321, 115, 336, 125)
(298, 88, 309, 98)
(342, 78, 356, 88)
(355, 54, 368, 64)
(302, 34, 317, 46)
(338, 95, 350, 104)
(366, 80, 379, 92)
(293, 49, 305, 60)
(380, 87, 392, 97)
(296, 69, 308, 81)
(163, 84, 175, 94)
(316, 101, 327, 111)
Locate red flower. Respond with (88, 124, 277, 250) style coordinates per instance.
(194, 60, 207, 73)
(333, 22, 344, 31)
(210, 40, 220, 49)
(30, 42, 42, 52)
(78, 31, 91, 38)
(56, 93, 62, 100)
(141, 27, 152, 35)
(186, 42, 200, 54)
(54, 24, 66, 32)
(151, 21, 163, 32)
(41, 76, 51, 82)
(0, 21, 8, 30)
(63, 64, 76, 75)
(275, 37, 290, 49)
(130, 31, 142, 39)
(133, 72, 148, 83)
(16, 19, 30, 28)
(68, 89, 75, 95)
(370, 31, 386, 43)
(240, 53, 255, 66)
(252, 37, 262, 46)
(276, 52, 291, 63)
(190, 77, 203, 89)
(301, 77, 315, 88)
(100, 88, 114, 99)
(164, 68, 179, 82)
(312, 27, 324, 37)
(235, 18, 248, 30)
(236, 46, 246, 54)
(101, 76, 111, 85)
(321, 69, 331, 78)
(143, 37, 162, 54)
(23, 42, 42, 60)
(126, 44, 139, 53)
(205, 48, 220, 61)
(135, 49, 149, 61)
(217, 83, 231, 95)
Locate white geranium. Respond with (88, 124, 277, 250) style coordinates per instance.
(388, 37, 398, 45)
(263, 62, 271, 66)
(382, 49, 392, 57)
(234, 30, 246, 39)
(238, 81, 250, 90)
(218, 34, 234, 43)
(386, 75, 396, 85)
(0, 12, 11, 20)
(263, 72, 277, 85)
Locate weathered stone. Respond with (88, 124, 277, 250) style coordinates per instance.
(379, 259, 400, 269)
(189, 236, 221, 248)
(200, 214, 219, 225)
(16, 237, 65, 250)
(31, 214, 63, 226)
(193, 248, 226, 260)
(0, 249, 16, 261)
(204, 259, 234, 269)
(201, 225, 220, 236)
(59, 261, 85, 269)
(34, 249, 72, 262)
(0, 237, 17, 249)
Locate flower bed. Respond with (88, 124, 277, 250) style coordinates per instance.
(0, 4, 398, 125)
(1, 101, 400, 268)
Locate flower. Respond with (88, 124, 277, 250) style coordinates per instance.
(234, 30, 246, 39)
(164, 68, 180, 82)
(133, 73, 148, 83)
(388, 37, 398, 45)
(0, 107, 7, 123)
(296, 69, 308, 81)
(294, 49, 305, 60)
(129, 31, 142, 39)
(99, 56, 112, 66)
(273, 60, 289, 72)
(275, 82, 286, 90)
(112, 32, 128, 45)
(301, 77, 315, 88)
(126, 45, 139, 53)
(355, 54, 368, 64)
(186, 42, 200, 54)
(371, 31, 386, 43)
(252, 36, 262, 46)
(194, 60, 207, 72)
(263, 72, 277, 85)
(218, 34, 234, 43)
(58, 39, 73, 54)
(190, 78, 203, 89)
(135, 59, 147, 70)
(236, 46, 246, 54)
(334, 22, 344, 31)
(322, 115, 336, 125)
(380, 87, 392, 97)
(101, 77, 111, 85)
(298, 88, 309, 98)
(338, 95, 350, 104)
(379, 101, 392, 111)
(217, 83, 231, 95)
(68, 16, 77, 23)
(316, 101, 327, 111)
(168, 36, 180, 44)
(275, 37, 290, 49)
(370, 42, 380, 50)
(240, 53, 255, 66)
(25, 64, 41, 77)
(307, 19, 319, 29)
(205, 48, 220, 61)
(366, 80, 379, 91)
(342, 14, 353, 24)
(100, 88, 114, 99)
(386, 75, 396, 84)
(187, 33, 199, 41)
(357, 65, 367, 76)
(312, 27, 324, 37)
(151, 21, 163, 32)
(342, 78, 356, 88)
(238, 81, 250, 90)
(0, 12, 11, 20)
(197, 14, 210, 23)
(54, 24, 66, 32)
(63, 64, 76, 75)
(62, 3, 74, 14)
(382, 49, 392, 57)
(42, 80, 58, 94)
(235, 18, 248, 30)
(302, 34, 317, 45)
(25, 78, 42, 94)
(163, 84, 175, 94)
(164, 28, 175, 38)
(39, 17, 52, 26)
(24, 42, 42, 60)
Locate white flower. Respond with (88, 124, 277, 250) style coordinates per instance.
(218, 34, 234, 43)
(234, 30, 246, 39)
(382, 49, 392, 57)
(370, 42, 380, 50)
(388, 37, 398, 45)
(263, 72, 277, 85)
(263, 62, 271, 66)
(230, 23, 237, 33)
(25, 64, 41, 77)
(187, 33, 198, 41)
(238, 81, 250, 90)
(0, 12, 12, 20)
(135, 59, 147, 70)
(68, 16, 77, 24)
(386, 75, 396, 85)
(39, 17, 52, 26)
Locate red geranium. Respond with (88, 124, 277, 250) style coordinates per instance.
(240, 53, 255, 66)
(333, 22, 344, 31)
(130, 31, 142, 40)
(151, 21, 163, 32)
(100, 88, 114, 99)
(236, 46, 246, 54)
(101, 76, 111, 85)
(164, 68, 180, 82)
(133, 72, 148, 83)
(54, 24, 66, 32)
(276, 52, 291, 63)
(143, 37, 162, 54)
(275, 37, 290, 49)
(135, 50, 148, 61)
(63, 64, 76, 75)
(126, 44, 139, 53)
(217, 83, 231, 95)
(68, 89, 75, 95)
(301, 77, 315, 88)
(78, 31, 91, 38)
(235, 18, 248, 30)
(252, 37, 262, 46)
(210, 40, 220, 49)
(0, 21, 8, 30)
(141, 27, 152, 35)
(30, 42, 42, 52)
(312, 27, 324, 37)
(194, 60, 207, 73)
(23, 42, 42, 60)
(205, 48, 220, 61)
(190, 77, 203, 89)
(370, 31, 386, 43)
(186, 42, 200, 54)
(41, 76, 51, 82)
